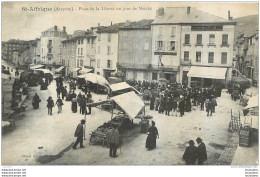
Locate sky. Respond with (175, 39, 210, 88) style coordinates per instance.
(1, 2, 259, 41)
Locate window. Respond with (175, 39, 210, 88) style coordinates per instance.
(48, 48, 52, 53)
(184, 51, 189, 61)
(152, 73, 158, 80)
(159, 27, 163, 36)
(221, 52, 227, 64)
(81, 48, 83, 55)
(184, 34, 190, 44)
(78, 39, 80, 44)
(196, 34, 202, 45)
(107, 60, 111, 68)
(208, 52, 214, 63)
(87, 38, 90, 44)
(97, 59, 100, 68)
(209, 34, 215, 44)
(97, 72, 100, 75)
(67, 60, 70, 66)
(196, 52, 201, 62)
(78, 48, 80, 55)
(144, 42, 149, 50)
(171, 26, 176, 36)
(169, 41, 176, 51)
(48, 40, 52, 45)
(108, 34, 111, 42)
(222, 34, 228, 45)
(155, 41, 163, 50)
(98, 46, 101, 54)
(80, 59, 83, 66)
(98, 33, 101, 41)
(107, 46, 111, 55)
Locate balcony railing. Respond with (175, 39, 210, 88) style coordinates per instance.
(117, 62, 179, 71)
(180, 59, 191, 65)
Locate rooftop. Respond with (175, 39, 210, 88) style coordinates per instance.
(119, 19, 154, 29)
(96, 23, 125, 33)
(152, 7, 236, 25)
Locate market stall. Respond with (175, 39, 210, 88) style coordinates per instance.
(88, 91, 146, 146)
(109, 82, 141, 97)
(239, 95, 258, 147)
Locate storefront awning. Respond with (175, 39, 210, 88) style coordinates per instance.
(55, 66, 65, 72)
(71, 68, 81, 72)
(79, 68, 93, 74)
(30, 64, 44, 70)
(110, 82, 141, 95)
(112, 91, 144, 120)
(187, 66, 227, 80)
(245, 95, 258, 109)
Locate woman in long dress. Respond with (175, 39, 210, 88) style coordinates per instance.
(146, 121, 159, 150)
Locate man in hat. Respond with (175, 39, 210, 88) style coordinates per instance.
(46, 96, 54, 115)
(196, 137, 207, 165)
(106, 124, 120, 157)
(72, 119, 86, 149)
(183, 140, 198, 165)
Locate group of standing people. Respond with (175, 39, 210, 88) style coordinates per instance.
(183, 137, 207, 165)
(71, 91, 93, 115)
(147, 81, 219, 117)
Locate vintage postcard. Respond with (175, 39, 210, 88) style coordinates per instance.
(1, 2, 258, 173)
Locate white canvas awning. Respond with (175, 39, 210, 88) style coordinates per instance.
(79, 68, 93, 74)
(187, 66, 227, 80)
(30, 64, 44, 70)
(110, 82, 141, 95)
(71, 68, 81, 72)
(55, 66, 65, 72)
(112, 91, 144, 119)
(245, 95, 258, 109)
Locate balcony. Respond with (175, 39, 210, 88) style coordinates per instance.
(180, 59, 191, 66)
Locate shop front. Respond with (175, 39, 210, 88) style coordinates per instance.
(187, 66, 228, 88)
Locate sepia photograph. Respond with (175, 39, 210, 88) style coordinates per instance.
(1, 1, 259, 173)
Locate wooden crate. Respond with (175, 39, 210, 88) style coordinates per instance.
(239, 129, 250, 147)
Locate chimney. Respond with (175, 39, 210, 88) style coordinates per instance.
(63, 26, 66, 32)
(187, 6, 191, 15)
(157, 7, 164, 16)
(228, 10, 230, 20)
(98, 23, 100, 27)
(54, 25, 57, 31)
(111, 21, 113, 26)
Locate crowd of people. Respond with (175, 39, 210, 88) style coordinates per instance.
(127, 80, 221, 117)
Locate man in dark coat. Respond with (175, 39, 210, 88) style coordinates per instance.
(72, 119, 86, 149)
(196, 137, 207, 165)
(183, 140, 198, 165)
(47, 96, 54, 115)
(106, 124, 120, 157)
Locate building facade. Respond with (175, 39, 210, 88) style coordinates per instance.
(95, 23, 123, 79)
(2, 40, 30, 65)
(40, 26, 67, 72)
(117, 19, 153, 81)
(152, 7, 236, 87)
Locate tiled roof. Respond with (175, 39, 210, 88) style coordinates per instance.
(96, 23, 125, 33)
(120, 19, 154, 29)
(152, 7, 235, 25)
(62, 32, 96, 42)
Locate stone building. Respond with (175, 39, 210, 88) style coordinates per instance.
(152, 7, 236, 87)
(117, 19, 154, 81)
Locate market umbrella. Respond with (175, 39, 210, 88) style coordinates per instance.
(84, 73, 110, 87)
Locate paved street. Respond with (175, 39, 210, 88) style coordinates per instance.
(2, 81, 257, 165)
